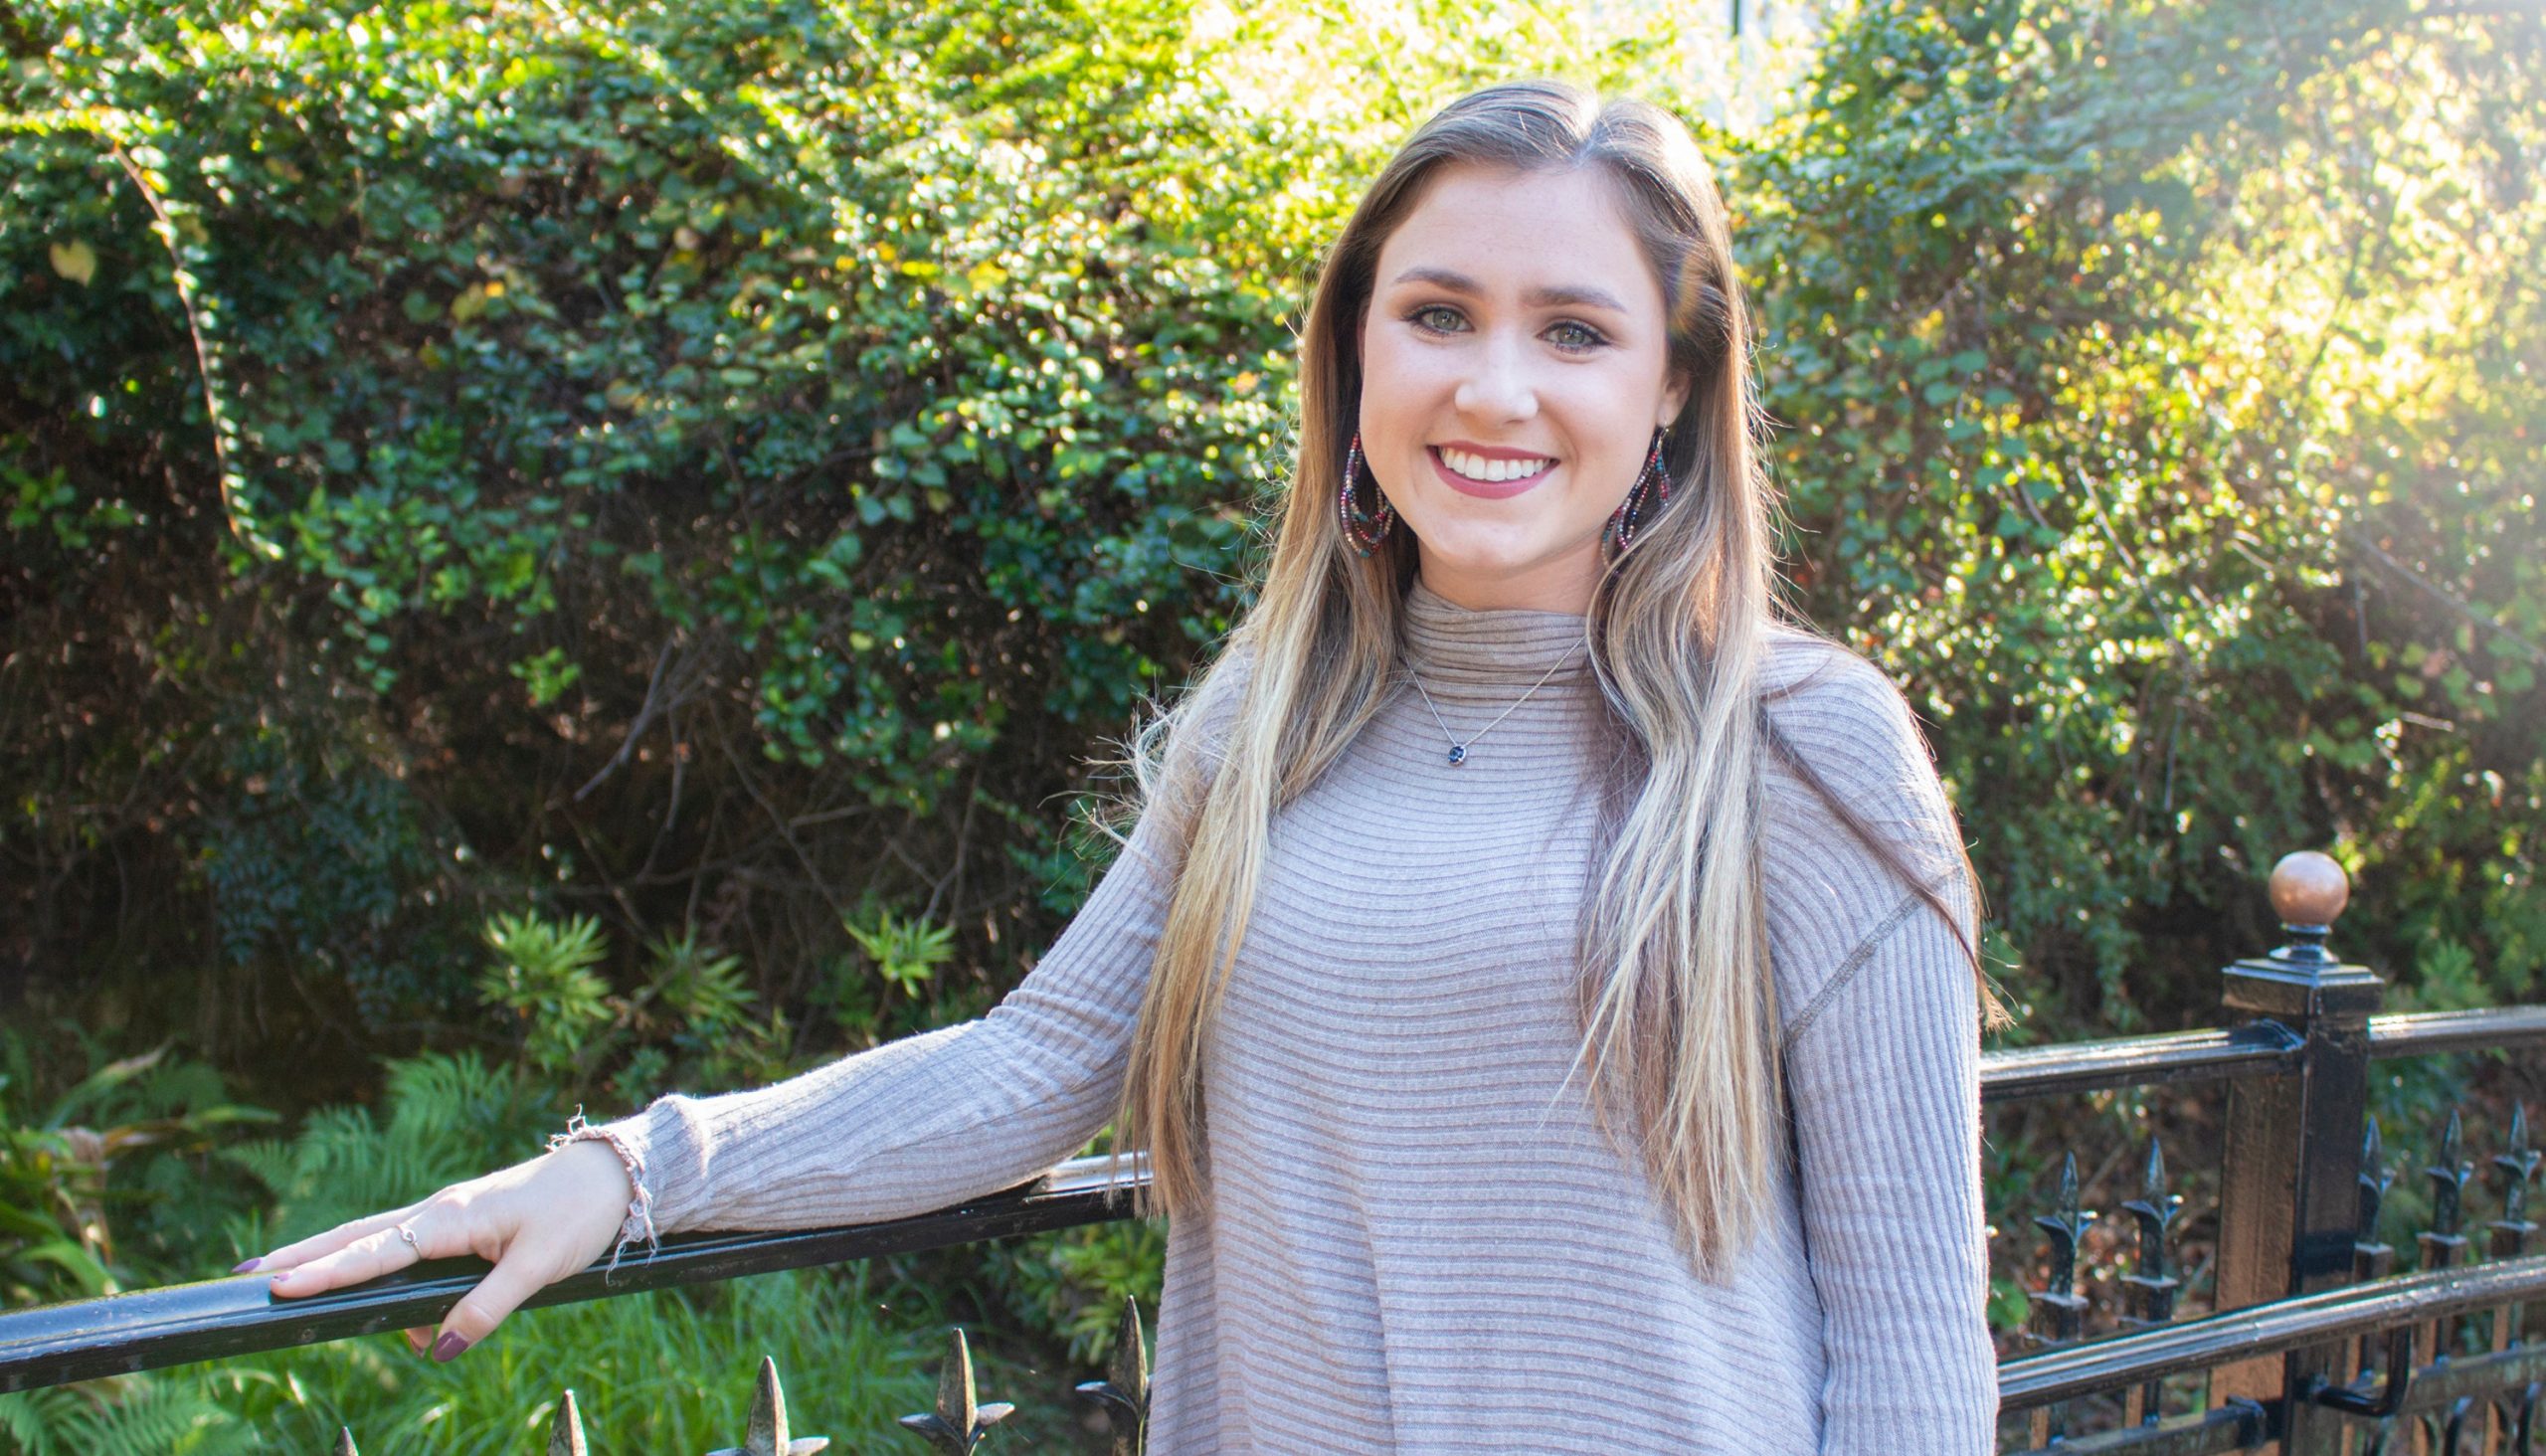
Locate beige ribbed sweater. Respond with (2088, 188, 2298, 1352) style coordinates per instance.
(574, 578, 1997, 1454)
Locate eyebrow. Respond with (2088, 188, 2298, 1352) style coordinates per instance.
(1386, 266, 1633, 315)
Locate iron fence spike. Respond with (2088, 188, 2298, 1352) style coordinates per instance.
(1114, 1293, 1149, 1398)
(1073, 1296, 1152, 1454)
(2117, 1133, 2183, 1436)
(2431, 1108, 2475, 1239)
(700, 1359, 825, 1456)
(2497, 1103, 2541, 1228)
(900, 1329, 1010, 1453)
(2033, 1150, 2093, 1293)
(547, 1389, 588, 1456)
(2026, 1147, 2093, 1378)
(938, 1329, 978, 1436)
(2361, 1117, 2394, 1243)
(2121, 1136, 2182, 1283)
(747, 1355, 789, 1456)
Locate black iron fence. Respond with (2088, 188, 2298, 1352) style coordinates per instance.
(3, 850, 2542, 1454)
(1990, 852, 2546, 1456)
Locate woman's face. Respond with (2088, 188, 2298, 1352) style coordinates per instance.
(1357, 161, 1689, 615)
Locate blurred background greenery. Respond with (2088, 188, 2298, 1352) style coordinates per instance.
(0, 0, 2536, 1446)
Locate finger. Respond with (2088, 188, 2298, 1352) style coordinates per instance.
(403, 1326, 432, 1356)
(267, 1216, 441, 1299)
(250, 1202, 424, 1277)
(429, 1247, 556, 1362)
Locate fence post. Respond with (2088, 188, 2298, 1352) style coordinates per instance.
(2207, 850, 2383, 1456)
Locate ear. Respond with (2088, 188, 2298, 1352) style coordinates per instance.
(1657, 364, 1693, 430)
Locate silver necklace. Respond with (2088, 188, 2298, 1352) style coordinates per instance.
(1400, 640, 1586, 766)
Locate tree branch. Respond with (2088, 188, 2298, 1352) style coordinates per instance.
(2346, 529, 2546, 666)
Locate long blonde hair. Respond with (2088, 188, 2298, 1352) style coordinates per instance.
(1109, 78, 2003, 1277)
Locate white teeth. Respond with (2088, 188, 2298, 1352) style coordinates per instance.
(1438, 447, 1553, 483)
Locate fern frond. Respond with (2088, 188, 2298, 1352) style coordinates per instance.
(0, 1374, 231, 1456)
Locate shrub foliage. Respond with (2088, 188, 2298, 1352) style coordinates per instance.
(0, 0, 2536, 1331)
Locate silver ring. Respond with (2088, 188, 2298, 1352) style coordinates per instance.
(394, 1221, 422, 1256)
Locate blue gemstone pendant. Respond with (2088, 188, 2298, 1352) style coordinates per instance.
(1446, 744, 1468, 766)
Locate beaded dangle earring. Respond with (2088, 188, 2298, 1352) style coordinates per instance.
(1600, 427, 1671, 562)
(1337, 431, 1396, 557)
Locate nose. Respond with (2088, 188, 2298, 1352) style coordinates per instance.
(1452, 329, 1540, 424)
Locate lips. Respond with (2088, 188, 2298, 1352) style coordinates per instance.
(1428, 445, 1554, 500)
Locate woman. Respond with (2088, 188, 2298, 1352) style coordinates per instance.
(250, 78, 2010, 1453)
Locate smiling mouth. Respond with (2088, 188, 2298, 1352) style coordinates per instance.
(1433, 446, 1557, 483)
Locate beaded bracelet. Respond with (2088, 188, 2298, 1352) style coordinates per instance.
(547, 1106, 658, 1279)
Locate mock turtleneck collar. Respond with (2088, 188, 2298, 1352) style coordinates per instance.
(1397, 576, 1594, 690)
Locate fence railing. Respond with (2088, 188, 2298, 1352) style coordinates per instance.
(1992, 851, 2546, 1456)
(2, 849, 2542, 1454)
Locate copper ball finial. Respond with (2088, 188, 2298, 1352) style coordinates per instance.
(2270, 850, 2350, 928)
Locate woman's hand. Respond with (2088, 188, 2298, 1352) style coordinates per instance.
(241, 1138, 636, 1362)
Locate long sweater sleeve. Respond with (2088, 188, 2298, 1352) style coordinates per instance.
(567, 647, 1251, 1257)
(1759, 638, 1998, 1454)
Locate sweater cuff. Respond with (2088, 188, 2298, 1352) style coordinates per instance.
(547, 1106, 659, 1279)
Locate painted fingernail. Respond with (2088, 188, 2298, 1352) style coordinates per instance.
(430, 1332, 471, 1364)
(231, 1257, 262, 1274)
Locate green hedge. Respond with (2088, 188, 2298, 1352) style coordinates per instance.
(2, 0, 2536, 1133)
